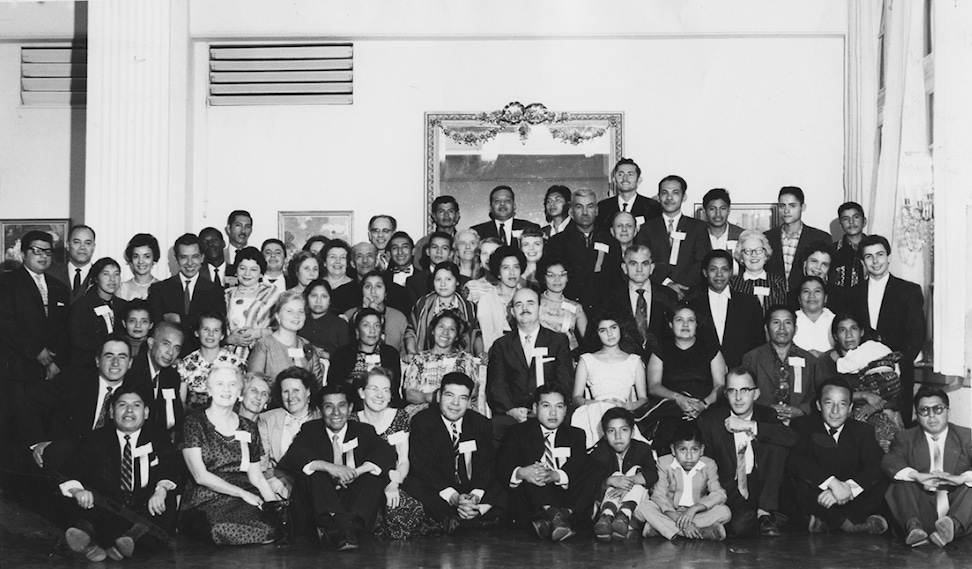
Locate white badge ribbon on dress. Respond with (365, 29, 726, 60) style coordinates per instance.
(94, 305, 114, 333)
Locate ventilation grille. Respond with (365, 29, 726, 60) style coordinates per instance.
(208, 43, 353, 106)
(21, 45, 87, 107)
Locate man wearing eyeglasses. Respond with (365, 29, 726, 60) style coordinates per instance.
(696, 367, 797, 538)
(882, 386, 972, 548)
(0, 231, 71, 455)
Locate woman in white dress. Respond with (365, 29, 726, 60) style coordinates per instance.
(570, 313, 648, 447)
(116, 233, 160, 301)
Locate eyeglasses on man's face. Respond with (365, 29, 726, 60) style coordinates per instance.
(28, 246, 53, 257)
(916, 404, 948, 417)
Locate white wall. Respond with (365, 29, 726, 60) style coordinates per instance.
(188, 0, 846, 244)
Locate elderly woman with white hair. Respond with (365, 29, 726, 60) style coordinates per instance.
(728, 229, 788, 314)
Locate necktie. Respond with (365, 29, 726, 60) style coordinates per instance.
(452, 422, 468, 484)
(933, 436, 949, 518)
(213, 267, 221, 287)
(542, 431, 556, 469)
(736, 442, 750, 499)
(332, 434, 343, 466)
(183, 279, 191, 314)
(121, 434, 133, 492)
(667, 218, 675, 247)
(499, 222, 508, 245)
(73, 268, 82, 294)
(635, 289, 649, 343)
(522, 333, 532, 359)
(95, 386, 113, 429)
(34, 274, 49, 315)
(828, 427, 838, 437)
(622, 202, 629, 212)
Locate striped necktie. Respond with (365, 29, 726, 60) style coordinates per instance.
(121, 434, 133, 492)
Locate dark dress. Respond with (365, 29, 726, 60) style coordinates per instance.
(327, 343, 403, 406)
(352, 409, 442, 540)
(329, 281, 362, 315)
(178, 413, 275, 545)
(657, 338, 718, 400)
(298, 311, 351, 355)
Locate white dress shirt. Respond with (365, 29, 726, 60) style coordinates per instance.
(708, 287, 732, 344)
(866, 273, 890, 330)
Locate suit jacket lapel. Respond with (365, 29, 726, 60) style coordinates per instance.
(19, 269, 45, 310)
(944, 427, 962, 474)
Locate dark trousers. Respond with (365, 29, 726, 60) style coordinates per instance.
(506, 473, 597, 527)
(789, 478, 889, 528)
(294, 471, 387, 533)
(491, 415, 518, 448)
(725, 442, 789, 536)
(403, 478, 503, 523)
(886, 481, 972, 534)
(66, 494, 176, 551)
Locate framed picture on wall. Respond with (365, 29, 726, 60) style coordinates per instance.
(1, 218, 70, 272)
(278, 211, 353, 258)
(693, 203, 779, 233)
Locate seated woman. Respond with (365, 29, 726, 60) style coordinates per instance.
(518, 228, 545, 288)
(298, 279, 350, 361)
(476, 245, 526, 353)
(792, 275, 835, 357)
(405, 262, 479, 360)
(285, 250, 321, 294)
(237, 373, 271, 422)
(321, 239, 360, 314)
(119, 299, 153, 357)
(453, 228, 481, 281)
(728, 230, 787, 314)
(353, 367, 440, 540)
(179, 364, 278, 545)
(116, 233, 160, 302)
(327, 308, 402, 404)
(224, 247, 278, 359)
(819, 313, 903, 452)
(343, 271, 409, 355)
(461, 236, 502, 304)
(248, 291, 325, 389)
(402, 310, 480, 419)
(642, 304, 727, 451)
(258, 367, 320, 498)
(570, 312, 649, 447)
(68, 257, 122, 368)
(177, 312, 247, 412)
(537, 254, 588, 354)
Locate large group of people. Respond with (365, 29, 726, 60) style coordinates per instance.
(2, 157, 966, 563)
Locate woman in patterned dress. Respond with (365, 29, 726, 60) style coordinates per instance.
(177, 312, 246, 412)
(405, 262, 478, 358)
(728, 230, 788, 314)
(402, 310, 480, 418)
(224, 247, 279, 359)
(536, 254, 588, 354)
(179, 364, 277, 545)
(354, 367, 441, 540)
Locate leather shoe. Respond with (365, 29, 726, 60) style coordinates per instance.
(66, 527, 107, 562)
(593, 514, 613, 541)
(846, 515, 888, 535)
(611, 512, 630, 540)
(549, 510, 576, 542)
(316, 527, 339, 548)
(531, 517, 553, 540)
(698, 524, 727, 542)
(114, 535, 135, 557)
(642, 524, 660, 538)
(758, 515, 780, 537)
(443, 516, 461, 536)
(807, 515, 830, 534)
(336, 530, 359, 552)
(930, 517, 955, 548)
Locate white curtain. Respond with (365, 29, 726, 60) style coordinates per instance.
(844, 0, 882, 208)
(869, 0, 933, 289)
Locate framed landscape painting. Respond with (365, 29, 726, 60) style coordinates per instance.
(278, 211, 353, 258)
(1, 218, 69, 272)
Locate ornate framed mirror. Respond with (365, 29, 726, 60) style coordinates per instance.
(425, 102, 623, 233)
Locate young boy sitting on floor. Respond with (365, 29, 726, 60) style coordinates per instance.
(636, 422, 731, 541)
(589, 408, 658, 541)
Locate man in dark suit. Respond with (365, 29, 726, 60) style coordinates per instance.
(594, 158, 662, 231)
(832, 201, 868, 291)
(279, 384, 396, 551)
(382, 231, 416, 314)
(540, 185, 571, 238)
(0, 231, 71, 448)
(405, 231, 453, 305)
(496, 385, 595, 541)
(58, 383, 179, 561)
(405, 372, 504, 533)
(597, 244, 675, 349)
(22, 335, 134, 473)
(786, 378, 889, 534)
(125, 322, 185, 440)
(197, 227, 228, 287)
(689, 250, 764, 369)
(414, 197, 459, 270)
(633, 175, 710, 300)
(486, 288, 573, 444)
(545, 188, 623, 313)
(469, 185, 540, 248)
(848, 234, 926, 427)
(741, 305, 822, 420)
(763, 186, 832, 293)
(882, 386, 972, 547)
(696, 368, 798, 537)
(49, 224, 97, 303)
(147, 233, 225, 353)
(223, 209, 252, 281)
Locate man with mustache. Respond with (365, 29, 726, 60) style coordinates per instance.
(486, 288, 573, 445)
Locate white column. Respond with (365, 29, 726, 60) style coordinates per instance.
(84, 0, 190, 279)
(843, 0, 881, 207)
(932, 0, 972, 379)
